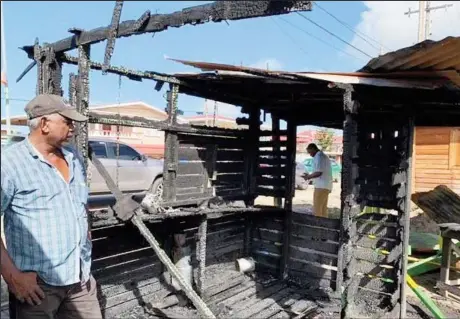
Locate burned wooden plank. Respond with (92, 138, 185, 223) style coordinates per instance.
(25, 1, 312, 54)
(291, 223, 339, 242)
(255, 293, 302, 318)
(61, 53, 183, 85)
(162, 84, 180, 203)
(103, 0, 124, 73)
(281, 120, 297, 279)
(291, 213, 340, 230)
(257, 176, 286, 187)
(76, 44, 91, 170)
(196, 215, 207, 296)
(257, 187, 286, 198)
(289, 235, 339, 255)
(289, 246, 338, 267)
(233, 287, 293, 319)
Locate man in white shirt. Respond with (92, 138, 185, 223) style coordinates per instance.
(303, 143, 333, 218)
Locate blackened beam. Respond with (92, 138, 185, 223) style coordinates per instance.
(20, 1, 312, 54)
(88, 112, 248, 136)
(61, 53, 184, 86)
(16, 53, 184, 86)
(103, 1, 124, 73)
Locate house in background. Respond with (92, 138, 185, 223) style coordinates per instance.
(296, 129, 343, 164)
(1, 101, 186, 158)
(413, 127, 460, 194)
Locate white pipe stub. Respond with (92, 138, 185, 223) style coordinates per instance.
(235, 257, 255, 273)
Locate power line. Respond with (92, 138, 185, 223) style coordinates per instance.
(270, 17, 310, 58)
(277, 16, 367, 63)
(296, 12, 374, 58)
(313, 1, 390, 52)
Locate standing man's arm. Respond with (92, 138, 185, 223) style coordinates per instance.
(1, 170, 44, 305)
(304, 155, 323, 180)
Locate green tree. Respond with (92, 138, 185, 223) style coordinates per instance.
(316, 128, 334, 151)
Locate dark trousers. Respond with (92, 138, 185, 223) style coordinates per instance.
(9, 275, 102, 319)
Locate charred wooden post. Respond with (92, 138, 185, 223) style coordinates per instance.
(103, 0, 124, 73)
(76, 45, 91, 170)
(338, 85, 416, 318)
(280, 119, 296, 280)
(338, 87, 361, 313)
(68, 73, 79, 148)
(163, 84, 180, 203)
(272, 113, 283, 208)
(33, 39, 43, 95)
(246, 106, 261, 206)
(196, 216, 208, 296)
(398, 117, 414, 318)
(40, 46, 63, 96)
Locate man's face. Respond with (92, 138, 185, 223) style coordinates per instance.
(41, 114, 75, 146)
(307, 147, 316, 157)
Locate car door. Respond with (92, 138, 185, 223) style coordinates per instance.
(106, 142, 150, 193)
(87, 140, 118, 194)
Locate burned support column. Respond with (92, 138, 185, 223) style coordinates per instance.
(162, 84, 179, 203)
(33, 39, 44, 95)
(76, 45, 91, 169)
(68, 73, 80, 149)
(339, 85, 415, 318)
(280, 119, 296, 280)
(398, 117, 414, 318)
(272, 113, 283, 208)
(196, 216, 207, 296)
(246, 106, 261, 206)
(339, 87, 361, 315)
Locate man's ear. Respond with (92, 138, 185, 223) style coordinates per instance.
(40, 117, 49, 133)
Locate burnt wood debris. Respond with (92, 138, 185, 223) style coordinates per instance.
(14, 1, 460, 318)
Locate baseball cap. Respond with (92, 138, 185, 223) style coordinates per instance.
(24, 94, 87, 122)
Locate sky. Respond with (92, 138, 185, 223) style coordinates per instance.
(1, 1, 459, 133)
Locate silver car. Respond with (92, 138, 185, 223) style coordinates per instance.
(3, 135, 164, 205)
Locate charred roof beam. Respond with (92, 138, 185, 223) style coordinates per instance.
(20, 1, 312, 55)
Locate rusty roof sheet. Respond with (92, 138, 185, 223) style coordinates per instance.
(169, 58, 456, 90)
(359, 36, 460, 73)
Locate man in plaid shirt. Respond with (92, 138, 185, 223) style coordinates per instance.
(1, 94, 102, 318)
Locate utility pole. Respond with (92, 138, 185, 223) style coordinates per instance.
(1, 0, 11, 135)
(404, 1, 453, 42)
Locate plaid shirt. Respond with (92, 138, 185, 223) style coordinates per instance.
(1, 139, 91, 286)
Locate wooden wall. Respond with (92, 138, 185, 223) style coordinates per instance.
(92, 215, 246, 318)
(413, 127, 460, 194)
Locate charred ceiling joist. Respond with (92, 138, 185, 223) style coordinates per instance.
(20, 1, 312, 55)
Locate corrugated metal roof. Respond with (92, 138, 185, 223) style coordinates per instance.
(169, 58, 454, 90)
(359, 36, 460, 73)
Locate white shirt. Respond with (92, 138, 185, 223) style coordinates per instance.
(311, 151, 333, 191)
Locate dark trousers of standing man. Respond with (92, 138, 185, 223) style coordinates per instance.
(9, 275, 102, 319)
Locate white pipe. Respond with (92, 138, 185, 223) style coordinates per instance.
(235, 257, 255, 273)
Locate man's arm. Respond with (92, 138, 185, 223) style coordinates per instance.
(303, 155, 323, 180)
(1, 169, 45, 305)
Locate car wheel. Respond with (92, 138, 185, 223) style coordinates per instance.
(148, 177, 163, 204)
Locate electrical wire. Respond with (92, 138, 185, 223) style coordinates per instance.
(296, 11, 374, 58)
(313, 1, 390, 52)
(270, 17, 310, 58)
(277, 16, 367, 63)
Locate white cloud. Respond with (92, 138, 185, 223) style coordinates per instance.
(348, 1, 460, 59)
(249, 58, 283, 70)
